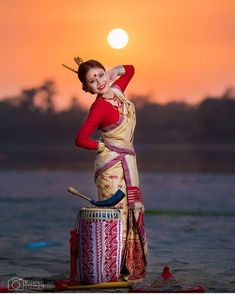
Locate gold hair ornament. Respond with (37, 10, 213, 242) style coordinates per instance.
(74, 56, 83, 66)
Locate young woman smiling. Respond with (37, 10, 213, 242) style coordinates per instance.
(63, 57, 147, 283)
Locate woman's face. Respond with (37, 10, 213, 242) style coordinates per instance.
(85, 67, 110, 95)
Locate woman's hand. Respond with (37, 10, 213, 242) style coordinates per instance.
(97, 141, 105, 153)
(107, 67, 119, 82)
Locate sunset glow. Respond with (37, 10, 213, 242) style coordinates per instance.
(1, 0, 235, 110)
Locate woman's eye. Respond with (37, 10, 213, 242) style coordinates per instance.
(90, 80, 95, 84)
(99, 73, 104, 78)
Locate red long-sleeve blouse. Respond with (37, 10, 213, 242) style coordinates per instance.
(75, 65, 135, 150)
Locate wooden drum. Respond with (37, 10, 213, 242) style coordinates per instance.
(77, 207, 123, 284)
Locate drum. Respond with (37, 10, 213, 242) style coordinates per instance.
(77, 207, 123, 284)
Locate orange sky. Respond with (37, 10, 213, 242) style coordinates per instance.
(1, 0, 235, 109)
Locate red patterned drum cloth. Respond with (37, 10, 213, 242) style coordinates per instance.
(77, 207, 122, 284)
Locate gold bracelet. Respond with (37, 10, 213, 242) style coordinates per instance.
(97, 141, 105, 152)
(115, 65, 125, 76)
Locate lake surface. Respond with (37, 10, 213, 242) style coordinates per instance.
(0, 170, 235, 292)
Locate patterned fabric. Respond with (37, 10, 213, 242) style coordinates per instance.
(123, 209, 146, 281)
(78, 208, 122, 285)
(94, 87, 147, 282)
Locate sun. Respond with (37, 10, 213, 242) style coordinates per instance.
(107, 28, 129, 49)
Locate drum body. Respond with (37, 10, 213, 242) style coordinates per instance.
(77, 207, 122, 284)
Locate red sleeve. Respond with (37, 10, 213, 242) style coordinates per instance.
(112, 65, 135, 93)
(75, 102, 101, 150)
(75, 99, 119, 150)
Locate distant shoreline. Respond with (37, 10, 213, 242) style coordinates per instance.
(1, 143, 235, 173)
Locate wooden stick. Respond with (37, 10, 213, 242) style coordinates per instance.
(67, 281, 131, 290)
(67, 186, 91, 202)
(61, 64, 78, 73)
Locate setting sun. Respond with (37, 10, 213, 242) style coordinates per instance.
(107, 28, 129, 49)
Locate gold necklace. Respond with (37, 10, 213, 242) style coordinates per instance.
(101, 94, 116, 100)
(116, 98, 131, 118)
(103, 94, 131, 117)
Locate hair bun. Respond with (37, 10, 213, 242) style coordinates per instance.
(74, 57, 83, 66)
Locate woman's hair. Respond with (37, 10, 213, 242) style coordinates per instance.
(74, 57, 106, 93)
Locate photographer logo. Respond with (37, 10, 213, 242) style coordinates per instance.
(8, 277, 44, 291)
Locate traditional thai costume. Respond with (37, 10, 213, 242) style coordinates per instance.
(75, 65, 147, 282)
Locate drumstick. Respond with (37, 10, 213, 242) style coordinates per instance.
(67, 186, 91, 201)
(67, 186, 125, 207)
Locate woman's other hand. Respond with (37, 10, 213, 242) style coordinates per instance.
(107, 67, 119, 82)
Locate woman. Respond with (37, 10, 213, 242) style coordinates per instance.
(63, 57, 147, 282)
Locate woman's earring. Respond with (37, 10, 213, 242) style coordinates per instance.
(82, 84, 89, 93)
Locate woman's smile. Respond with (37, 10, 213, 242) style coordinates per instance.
(98, 83, 106, 90)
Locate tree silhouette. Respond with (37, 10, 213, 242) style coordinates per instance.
(0, 82, 235, 145)
(1, 82, 235, 171)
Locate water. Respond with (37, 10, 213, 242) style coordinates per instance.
(0, 170, 235, 292)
